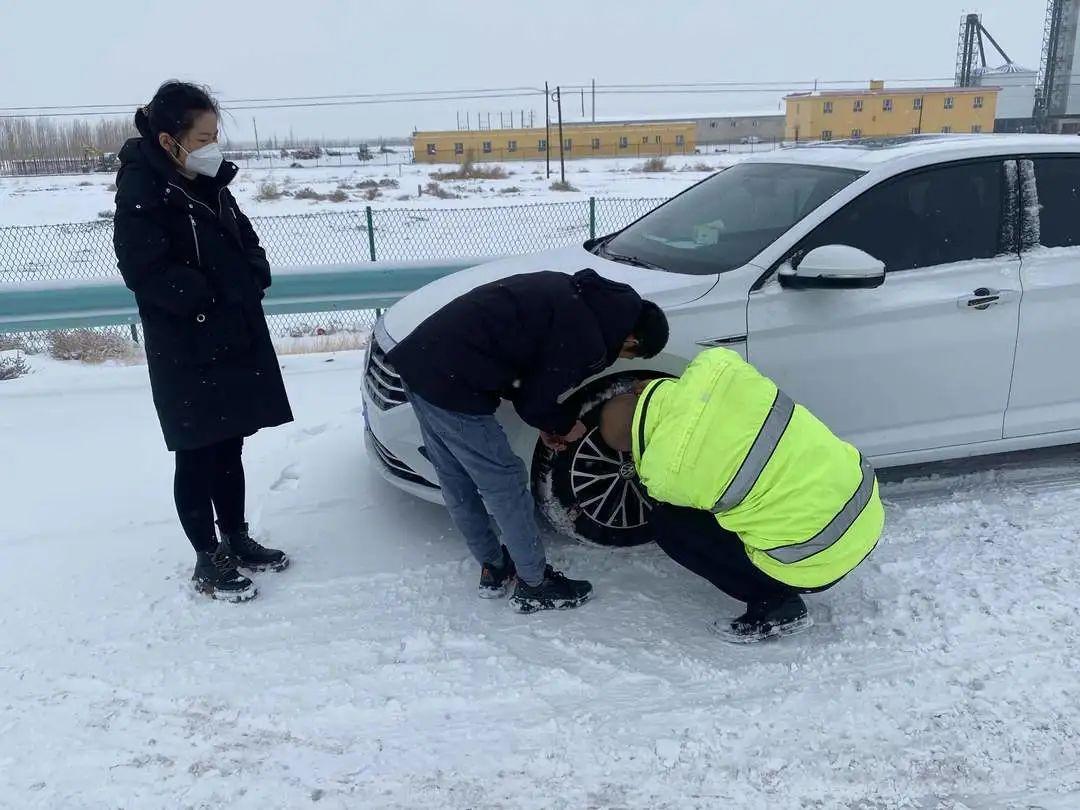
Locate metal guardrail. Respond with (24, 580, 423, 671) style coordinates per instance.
(0, 259, 482, 334)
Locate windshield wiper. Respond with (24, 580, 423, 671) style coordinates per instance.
(598, 243, 666, 271)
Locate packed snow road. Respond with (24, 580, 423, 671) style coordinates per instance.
(1, 353, 1078, 809)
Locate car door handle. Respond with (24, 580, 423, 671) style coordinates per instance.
(958, 288, 1019, 311)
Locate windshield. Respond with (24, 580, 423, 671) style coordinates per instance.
(598, 162, 863, 275)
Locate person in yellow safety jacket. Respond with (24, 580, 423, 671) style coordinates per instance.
(599, 348, 885, 643)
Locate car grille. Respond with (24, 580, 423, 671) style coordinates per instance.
(365, 336, 407, 410)
(366, 429, 438, 489)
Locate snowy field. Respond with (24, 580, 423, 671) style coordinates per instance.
(0, 153, 749, 227)
(2, 353, 1079, 809)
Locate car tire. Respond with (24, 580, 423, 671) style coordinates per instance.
(532, 373, 666, 548)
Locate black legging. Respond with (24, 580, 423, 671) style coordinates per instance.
(174, 437, 246, 552)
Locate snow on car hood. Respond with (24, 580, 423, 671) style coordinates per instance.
(382, 243, 717, 343)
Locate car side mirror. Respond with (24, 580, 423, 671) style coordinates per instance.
(778, 245, 886, 290)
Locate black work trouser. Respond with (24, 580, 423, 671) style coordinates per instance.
(173, 437, 246, 553)
(651, 503, 831, 606)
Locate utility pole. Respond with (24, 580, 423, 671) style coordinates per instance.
(545, 81, 551, 179)
(252, 117, 261, 159)
(581, 88, 585, 117)
(555, 85, 566, 184)
(592, 78, 596, 122)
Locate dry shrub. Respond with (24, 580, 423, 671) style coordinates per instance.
(273, 332, 370, 355)
(682, 162, 715, 172)
(356, 179, 379, 189)
(0, 334, 27, 352)
(0, 352, 30, 381)
(78, 181, 93, 187)
(549, 180, 579, 192)
(499, 186, 522, 194)
(107, 183, 118, 192)
(256, 181, 283, 201)
(363, 188, 380, 201)
(293, 187, 323, 200)
(423, 181, 460, 199)
(328, 189, 349, 203)
(97, 210, 114, 220)
(638, 157, 670, 173)
(431, 155, 508, 181)
(47, 329, 134, 363)
(396, 193, 412, 201)
(378, 178, 400, 188)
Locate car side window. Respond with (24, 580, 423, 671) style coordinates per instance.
(795, 161, 1005, 272)
(1032, 157, 1080, 248)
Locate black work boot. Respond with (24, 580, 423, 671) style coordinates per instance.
(716, 594, 812, 644)
(509, 565, 593, 614)
(218, 522, 290, 573)
(192, 546, 258, 603)
(479, 545, 516, 599)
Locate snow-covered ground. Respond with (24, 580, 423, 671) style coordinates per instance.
(0, 153, 749, 227)
(3, 354, 1079, 809)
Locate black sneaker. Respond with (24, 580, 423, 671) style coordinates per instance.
(192, 547, 258, 603)
(219, 522, 290, 573)
(509, 565, 592, 614)
(479, 545, 516, 599)
(714, 594, 812, 644)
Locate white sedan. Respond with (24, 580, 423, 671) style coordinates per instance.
(363, 134, 1080, 547)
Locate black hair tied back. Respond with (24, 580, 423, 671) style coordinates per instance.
(134, 81, 219, 141)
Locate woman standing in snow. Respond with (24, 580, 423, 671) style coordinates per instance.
(113, 81, 293, 602)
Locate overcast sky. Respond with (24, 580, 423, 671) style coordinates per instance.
(1, 0, 1047, 143)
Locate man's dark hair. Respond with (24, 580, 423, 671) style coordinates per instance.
(632, 301, 668, 358)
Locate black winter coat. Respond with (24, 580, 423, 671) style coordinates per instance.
(388, 269, 642, 435)
(113, 138, 293, 451)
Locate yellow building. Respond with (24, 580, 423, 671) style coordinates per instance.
(412, 121, 696, 164)
(785, 80, 1000, 142)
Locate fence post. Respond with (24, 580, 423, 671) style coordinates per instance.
(588, 196, 596, 240)
(365, 206, 377, 262)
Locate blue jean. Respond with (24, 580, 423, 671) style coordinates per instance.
(408, 390, 548, 586)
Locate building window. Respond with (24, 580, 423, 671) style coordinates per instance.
(710, 121, 717, 128)
(731, 120, 738, 127)
(823, 101, 834, 114)
(911, 127, 921, 135)
(642, 136, 649, 144)
(619, 136, 628, 149)
(454, 142, 464, 155)
(944, 96, 955, 110)
(426, 143, 437, 156)
(851, 128, 862, 138)
(821, 130, 833, 141)
(971, 124, 982, 133)
(883, 99, 893, 112)
(538, 139, 547, 151)
(941, 126, 953, 134)
(507, 140, 517, 153)
(913, 97, 923, 110)
(482, 141, 492, 154)
(753, 119, 759, 127)
(675, 134, 685, 146)
(853, 99, 864, 112)
(654, 135, 662, 144)
(974, 96, 984, 108)
(563, 138, 572, 151)
(591, 137, 600, 150)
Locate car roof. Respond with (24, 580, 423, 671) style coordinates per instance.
(741, 134, 1080, 173)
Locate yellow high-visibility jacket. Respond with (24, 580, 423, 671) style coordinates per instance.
(632, 349, 884, 588)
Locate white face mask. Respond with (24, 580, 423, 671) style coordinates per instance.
(180, 141, 224, 178)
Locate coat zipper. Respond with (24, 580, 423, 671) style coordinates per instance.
(168, 181, 218, 217)
(189, 215, 202, 266)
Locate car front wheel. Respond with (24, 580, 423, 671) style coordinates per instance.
(532, 375, 663, 548)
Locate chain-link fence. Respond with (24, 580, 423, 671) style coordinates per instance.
(1, 196, 667, 351)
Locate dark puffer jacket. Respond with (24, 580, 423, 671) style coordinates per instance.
(113, 137, 293, 451)
(388, 269, 642, 435)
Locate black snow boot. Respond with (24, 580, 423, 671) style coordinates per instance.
(218, 522, 290, 573)
(192, 546, 258, 603)
(479, 545, 517, 599)
(509, 565, 592, 614)
(715, 594, 812, 644)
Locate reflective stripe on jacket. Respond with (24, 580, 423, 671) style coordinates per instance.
(632, 349, 884, 588)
